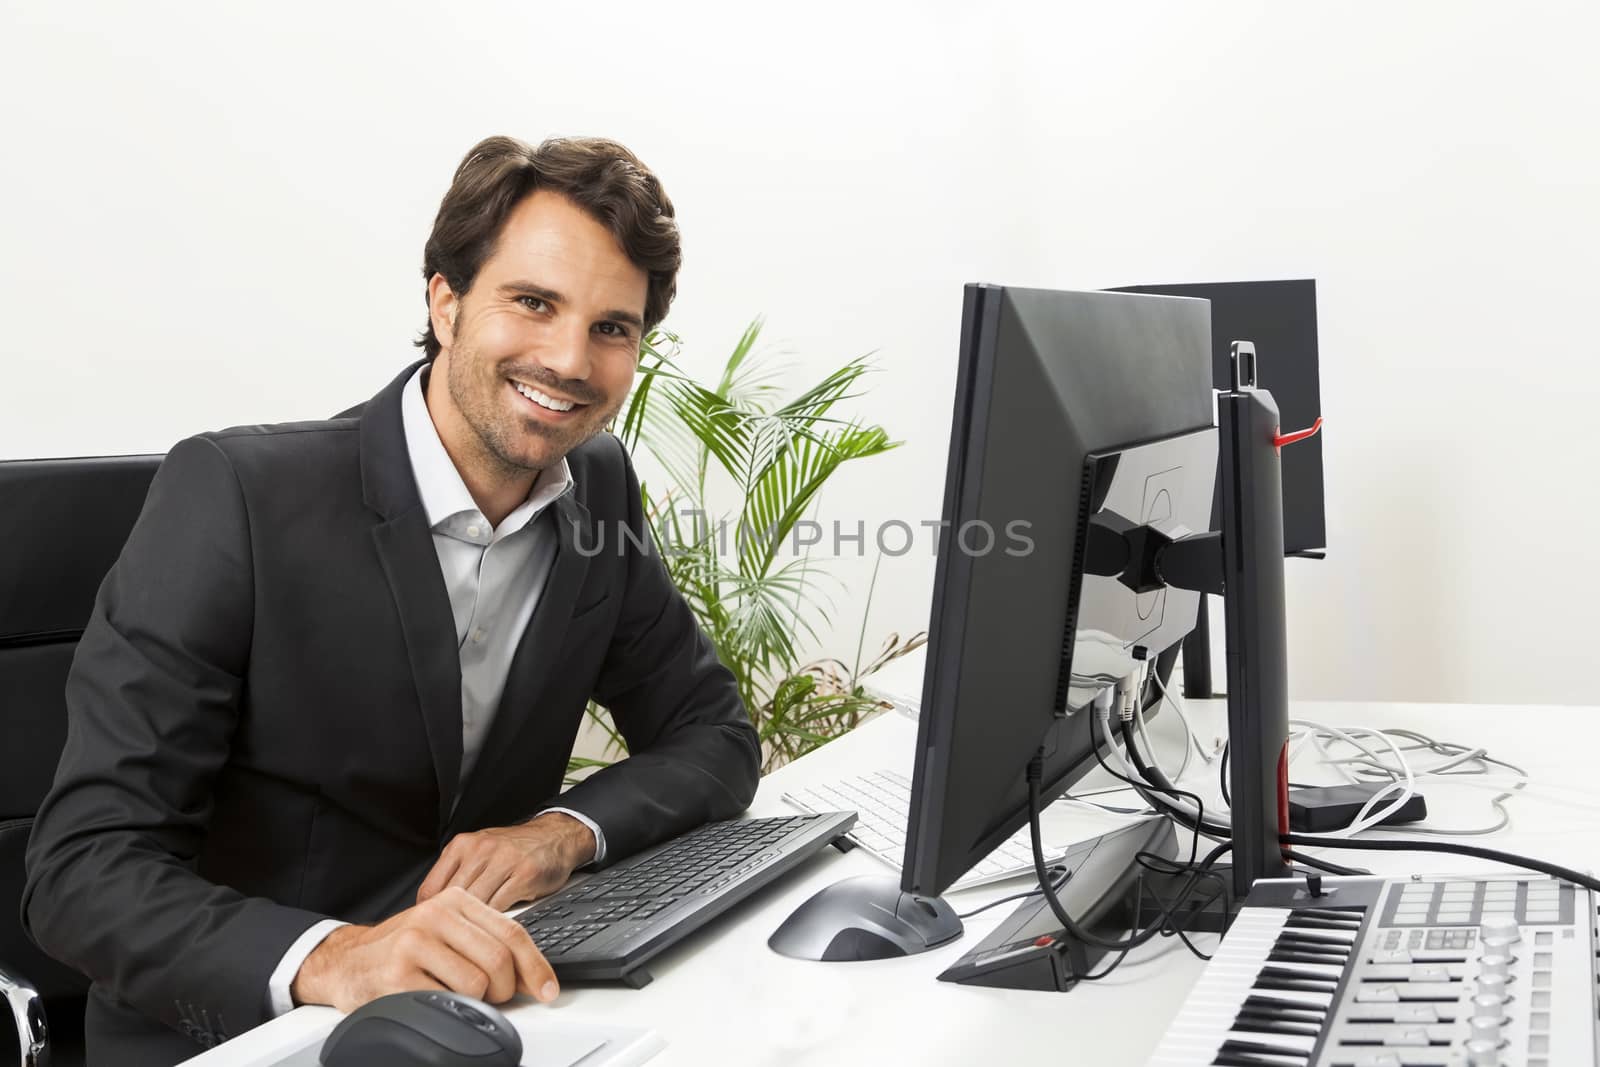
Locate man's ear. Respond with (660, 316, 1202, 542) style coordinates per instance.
(427, 273, 460, 351)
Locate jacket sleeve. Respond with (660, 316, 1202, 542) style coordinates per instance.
(552, 436, 762, 864)
(23, 436, 326, 1042)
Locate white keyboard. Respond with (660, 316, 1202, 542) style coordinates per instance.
(782, 769, 1068, 891)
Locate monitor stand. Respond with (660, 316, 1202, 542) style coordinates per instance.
(767, 875, 963, 961)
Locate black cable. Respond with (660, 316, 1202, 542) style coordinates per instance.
(1087, 716, 1210, 837)
(1118, 717, 1231, 844)
(954, 868, 1072, 920)
(1024, 748, 1232, 958)
(956, 889, 1047, 921)
(1086, 711, 1229, 843)
(1279, 834, 1600, 894)
(1161, 879, 1225, 961)
(1282, 849, 1370, 877)
(1132, 845, 1231, 961)
(1025, 763, 1169, 952)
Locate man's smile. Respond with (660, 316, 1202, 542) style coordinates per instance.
(509, 378, 587, 419)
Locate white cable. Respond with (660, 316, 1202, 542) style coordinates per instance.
(1286, 719, 1416, 838)
(1149, 667, 1215, 766)
(1284, 721, 1526, 838)
(1134, 664, 1192, 785)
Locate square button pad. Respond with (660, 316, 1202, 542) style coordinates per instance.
(1378, 877, 1572, 927)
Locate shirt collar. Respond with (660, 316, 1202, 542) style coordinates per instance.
(401, 364, 574, 537)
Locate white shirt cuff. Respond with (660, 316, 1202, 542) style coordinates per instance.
(541, 806, 606, 865)
(267, 918, 349, 1017)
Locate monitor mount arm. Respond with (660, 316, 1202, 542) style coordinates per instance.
(1084, 518, 1223, 596)
(1086, 342, 1292, 900)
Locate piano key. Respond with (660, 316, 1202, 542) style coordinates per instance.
(1283, 915, 1363, 933)
(1239, 994, 1329, 1021)
(1229, 1014, 1323, 1039)
(1274, 950, 1353, 970)
(1215, 1035, 1314, 1061)
(1211, 1052, 1306, 1067)
(1275, 934, 1354, 954)
(1260, 958, 1348, 979)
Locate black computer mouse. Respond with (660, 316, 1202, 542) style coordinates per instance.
(320, 990, 523, 1066)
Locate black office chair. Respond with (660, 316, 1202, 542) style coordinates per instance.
(0, 455, 163, 1067)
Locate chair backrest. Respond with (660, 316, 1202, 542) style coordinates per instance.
(0, 454, 163, 999)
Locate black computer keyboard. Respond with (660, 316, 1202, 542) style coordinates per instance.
(515, 811, 856, 988)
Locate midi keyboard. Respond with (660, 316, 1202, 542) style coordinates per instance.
(1147, 873, 1598, 1067)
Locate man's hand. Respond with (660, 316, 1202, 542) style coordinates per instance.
(290, 887, 557, 1011)
(417, 812, 598, 912)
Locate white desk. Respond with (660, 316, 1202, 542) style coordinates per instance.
(184, 696, 1600, 1066)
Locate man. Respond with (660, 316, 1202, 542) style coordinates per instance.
(23, 135, 761, 1065)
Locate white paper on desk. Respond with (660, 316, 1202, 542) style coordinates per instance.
(525, 1025, 605, 1066)
(261, 1019, 661, 1067)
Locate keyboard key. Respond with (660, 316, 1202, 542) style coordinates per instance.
(783, 773, 1068, 888)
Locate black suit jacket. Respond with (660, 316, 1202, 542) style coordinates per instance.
(22, 362, 761, 1062)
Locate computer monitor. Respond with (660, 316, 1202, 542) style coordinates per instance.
(901, 285, 1217, 897)
(767, 284, 1222, 963)
(1108, 280, 1325, 699)
(1110, 279, 1325, 555)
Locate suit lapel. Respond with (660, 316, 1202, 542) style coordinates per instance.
(449, 491, 592, 830)
(372, 515, 463, 832)
(360, 361, 463, 833)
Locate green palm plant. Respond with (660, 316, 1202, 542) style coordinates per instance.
(570, 319, 925, 778)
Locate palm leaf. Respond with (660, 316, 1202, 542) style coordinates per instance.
(739, 420, 898, 577)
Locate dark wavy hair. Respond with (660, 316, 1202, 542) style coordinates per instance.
(415, 135, 681, 360)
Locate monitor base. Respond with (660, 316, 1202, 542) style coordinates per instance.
(767, 875, 963, 961)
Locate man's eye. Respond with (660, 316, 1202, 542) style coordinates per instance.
(519, 296, 549, 312)
(596, 322, 631, 339)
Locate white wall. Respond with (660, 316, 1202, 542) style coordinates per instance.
(3, 1, 1597, 705)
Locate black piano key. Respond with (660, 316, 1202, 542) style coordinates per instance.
(1212, 1053, 1305, 1067)
(1291, 907, 1365, 922)
(1275, 932, 1355, 951)
(1252, 970, 1340, 994)
(1253, 977, 1339, 995)
(1281, 915, 1362, 932)
(1240, 994, 1329, 1021)
(1214, 1039, 1310, 1065)
(1230, 1014, 1323, 1038)
(1268, 948, 1350, 967)
(1254, 972, 1331, 991)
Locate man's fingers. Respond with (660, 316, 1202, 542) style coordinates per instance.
(459, 896, 557, 1002)
(487, 878, 528, 913)
(417, 846, 464, 903)
(468, 864, 517, 907)
(400, 928, 493, 1000)
(439, 909, 521, 1003)
(446, 854, 491, 894)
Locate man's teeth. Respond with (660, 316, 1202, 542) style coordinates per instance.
(513, 382, 577, 412)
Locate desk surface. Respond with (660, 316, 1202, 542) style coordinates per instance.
(185, 695, 1600, 1066)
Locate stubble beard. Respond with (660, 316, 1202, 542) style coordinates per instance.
(445, 337, 618, 481)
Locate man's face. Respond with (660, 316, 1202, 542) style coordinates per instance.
(428, 189, 647, 479)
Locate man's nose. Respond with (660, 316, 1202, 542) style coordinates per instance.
(537, 320, 592, 382)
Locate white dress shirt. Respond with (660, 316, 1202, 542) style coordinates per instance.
(266, 365, 603, 1014)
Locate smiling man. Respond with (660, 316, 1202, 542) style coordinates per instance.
(23, 136, 761, 1065)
